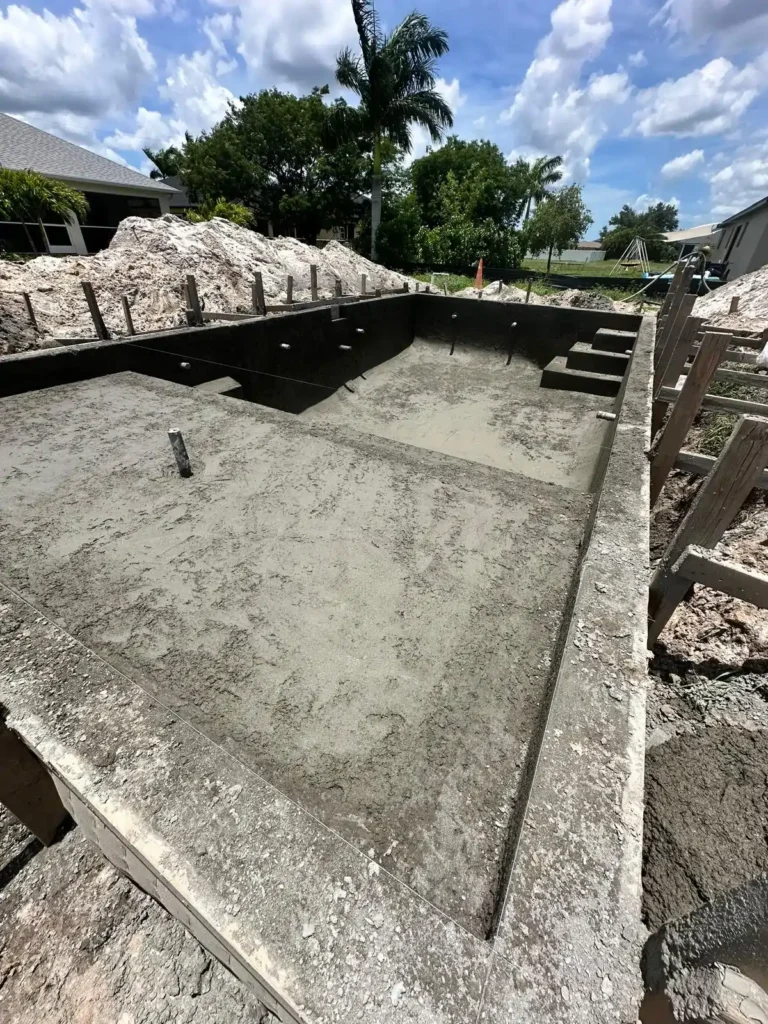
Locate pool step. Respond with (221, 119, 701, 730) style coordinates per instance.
(592, 328, 637, 354)
(566, 342, 630, 377)
(541, 356, 622, 397)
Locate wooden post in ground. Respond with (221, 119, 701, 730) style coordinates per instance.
(168, 428, 192, 477)
(360, 273, 367, 295)
(648, 414, 768, 643)
(0, 719, 69, 845)
(252, 272, 266, 315)
(81, 281, 109, 339)
(121, 295, 135, 336)
(286, 275, 294, 304)
(334, 277, 342, 298)
(655, 293, 697, 388)
(651, 315, 704, 436)
(22, 292, 38, 331)
(655, 263, 697, 366)
(650, 331, 733, 505)
(310, 264, 318, 301)
(525, 279, 532, 304)
(659, 263, 685, 321)
(730, 295, 741, 314)
(186, 274, 203, 326)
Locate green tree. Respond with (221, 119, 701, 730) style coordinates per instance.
(331, 0, 454, 259)
(415, 170, 523, 267)
(599, 202, 679, 261)
(183, 88, 367, 241)
(526, 184, 592, 273)
(411, 137, 526, 228)
(143, 145, 185, 180)
(0, 168, 89, 253)
(185, 197, 253, 227)
(513, 155, 564, 225)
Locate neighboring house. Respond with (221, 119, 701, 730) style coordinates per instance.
(0, 113, 178, 255)
(710, 198, 768, 280)
(162, 174, 197, 217)
(664, 223, 721, 259)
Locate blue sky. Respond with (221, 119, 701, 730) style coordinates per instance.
(2, 0, 768, 235)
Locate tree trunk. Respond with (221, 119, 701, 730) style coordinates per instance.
(547, 242, 554, 274)
(523, 195, 533, 225)
(371, 135, 382, 262)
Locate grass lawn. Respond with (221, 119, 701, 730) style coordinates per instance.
(522, 258, 671, 277)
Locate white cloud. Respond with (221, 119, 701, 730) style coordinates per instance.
(661, 149, 705, 178)
(631, 57, 764, 137)
(635, 193, 680, 209)
(473, 116, 486, 128)
(103, 106, 186, 152)
(0, 0, 155, 126)
(706, 140, 768, 217)
(499, 0, 631, 181)
(655, 0, 768, 50)
(628, 49, 647, 67)
(202, 12, 234, 57)
(211, 0, 356, 92)
(436, 77, 466, 113)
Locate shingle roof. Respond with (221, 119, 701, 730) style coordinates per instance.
(0, 114, 177, 194)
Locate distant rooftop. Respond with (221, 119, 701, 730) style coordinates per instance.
(0, 113, 177, 195)
(664, 223, 720, 244)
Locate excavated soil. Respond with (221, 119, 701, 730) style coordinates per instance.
(0, 215, 415, 344)
(0, 808, 273, 1024)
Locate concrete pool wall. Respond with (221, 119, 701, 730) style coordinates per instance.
(0, 296, 653, 1023)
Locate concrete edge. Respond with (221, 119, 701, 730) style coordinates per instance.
(478, 314, 655, 1023)
(0, 583, 490, 1024)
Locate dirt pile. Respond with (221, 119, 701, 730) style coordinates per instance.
(548, 288, 615, 311)
(453, 281, 620, 309)
(0, 215, 416, 343)
(695, 263, 768, 329)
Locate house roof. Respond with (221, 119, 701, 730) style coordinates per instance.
(716, 196, 768, 229)
(0, 114, 177, 195)
(664, 223, 720, 244)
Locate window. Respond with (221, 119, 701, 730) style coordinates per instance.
(736, 223, 748, 247)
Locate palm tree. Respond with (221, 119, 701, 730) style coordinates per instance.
(0, 168, 89, 254)
(143, 146, 184, 180)
(515, 155, 564, 225)
(332, 1, 454, 259)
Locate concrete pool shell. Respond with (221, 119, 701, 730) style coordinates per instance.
(0, 294, 653, 1023)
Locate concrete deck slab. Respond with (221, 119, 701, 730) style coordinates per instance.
(0, 372, 591, 936)
(300, 339, 611, 490)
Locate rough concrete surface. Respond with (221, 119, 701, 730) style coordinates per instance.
(0, 371, 592, 936)
(302, 339, 612, 489)
(0, 812, 272, 1024)
(0, 586, 490, 1024)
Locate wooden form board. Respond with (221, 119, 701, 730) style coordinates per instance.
(671, 545, 768, 609)
(648, 414, 768, 644)
(651, 331, 733, 505)
(659, 385, 768, 418)
(675, 449, 768, 490)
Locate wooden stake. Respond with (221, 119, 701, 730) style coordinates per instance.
(649, 415, 768, 643)
(81, 281, 109, 339)
(22, 291, 38, 331)
(121, 295, 135, 336)
(650, 331, 733, 505)
(655, 293, 697, 388)
(168, 428, 192, 477)
(186, 274, 203, 326)
(310, 264, 318, 301)
(360, 273, 367, 295)
(651, 315, 704, 436)
(0, 718, 69, 845)
(286, 275, 294, 304)
(334, 277, 343, 297)
(729, 295, 741, 314)
(252, 272, 266, 315)
(525, 279, 532, 304)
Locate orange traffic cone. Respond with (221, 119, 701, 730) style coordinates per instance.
(474, 258, 484, 290)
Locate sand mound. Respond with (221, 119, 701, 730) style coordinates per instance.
(695, 263, 768, 329)
(0, 215, 415, 344)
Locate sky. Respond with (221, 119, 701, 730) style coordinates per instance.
(2, 0, 768, 236)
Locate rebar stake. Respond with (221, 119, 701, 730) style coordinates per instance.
(168, 428, 192, 477)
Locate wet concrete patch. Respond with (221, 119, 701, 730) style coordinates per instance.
(302, 339, 611, 490)
(0, 372, 592, 936)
